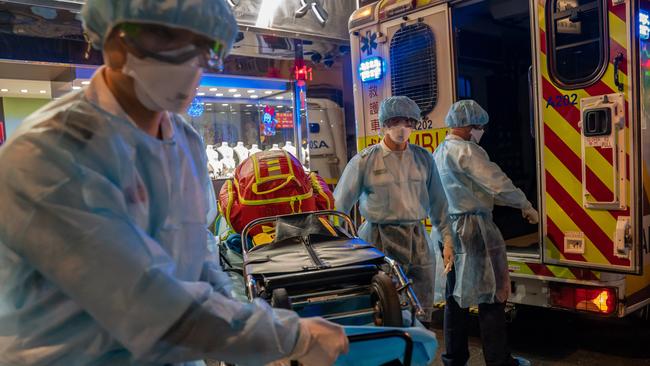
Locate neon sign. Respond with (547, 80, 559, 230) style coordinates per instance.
(294, 65, 313, 81)
(187, 97, 204, 118)
(359, 56, 385, 82)
(641, 10, 650, 41)
(261, 105, 278, 137)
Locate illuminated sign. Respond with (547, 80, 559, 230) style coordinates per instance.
(187, 97, 204, 118)
(261, 105, 278, 136)
(294, 65, 313, 81)
(359, 56, 385, 82)
(276, 112, 294, 129)
(641, 10, 650, 41)
(0, 121, 5, 146)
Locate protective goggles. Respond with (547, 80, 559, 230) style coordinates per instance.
(119, 23, 226, 72)
(384, 117, 416, 128)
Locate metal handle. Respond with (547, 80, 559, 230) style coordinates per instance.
(289, 330, 415, 366)
(528, 65, 536, 139)
(614, 52, 624, 92)
(348, 330, 414, 366)
(385, 257, 424, 321)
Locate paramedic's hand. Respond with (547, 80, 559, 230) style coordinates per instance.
(522, 206, 539, 225)
(443, 244, 454, 274)
(291, 317, 349, 366)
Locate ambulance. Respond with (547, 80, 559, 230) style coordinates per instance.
(348, 0, 650, 318)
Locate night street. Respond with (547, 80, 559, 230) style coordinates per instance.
(429, 306, 650, 365)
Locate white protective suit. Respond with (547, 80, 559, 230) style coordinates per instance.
(0, 68, 300, 366)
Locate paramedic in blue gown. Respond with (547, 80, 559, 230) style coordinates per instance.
(334, 96, 454, 323)
(433, 100, 538, 366)
(0, 1, 348, 365)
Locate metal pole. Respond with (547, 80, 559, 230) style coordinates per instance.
(293, 39, 309, 166)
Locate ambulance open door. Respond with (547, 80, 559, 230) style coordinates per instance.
(532, 0, 643, 273)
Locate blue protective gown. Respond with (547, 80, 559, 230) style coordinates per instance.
(433, 135, 533, 308)
(0, 68, 299, 366)
(334, 141, 452, 320)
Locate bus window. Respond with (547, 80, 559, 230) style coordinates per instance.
(389, 22, 438, 115)
(546, 0, 607, 88)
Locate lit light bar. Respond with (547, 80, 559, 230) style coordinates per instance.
(359, 57, 385, 83)
(641, 10, 650, 41)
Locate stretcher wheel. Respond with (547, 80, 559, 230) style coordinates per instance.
(371, 272, 403, 327)
(271, 288, 292, 310)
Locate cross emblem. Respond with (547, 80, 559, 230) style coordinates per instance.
(361, 31, 378, 56)
(295, 0, 329, 27)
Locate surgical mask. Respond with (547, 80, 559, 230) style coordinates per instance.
(470, 128, 485, 143)
(385, 125, 413, 144)
(122, 49, 203, 113)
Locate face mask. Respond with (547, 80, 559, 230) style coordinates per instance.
(122, 51, 203, 113)
(470, 128, 485, 143)
(385, 125, 413, 144)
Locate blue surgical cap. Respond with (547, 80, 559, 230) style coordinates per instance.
(444, 100, 489, 128)
(81, 0, 238, 54)
(379, 96, 421, 126)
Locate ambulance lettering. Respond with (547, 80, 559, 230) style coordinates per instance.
(309, 140, 330, 149)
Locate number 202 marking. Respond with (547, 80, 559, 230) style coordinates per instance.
(546, 93, 578, 108)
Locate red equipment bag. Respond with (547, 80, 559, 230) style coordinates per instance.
(218, 150, 334, 234)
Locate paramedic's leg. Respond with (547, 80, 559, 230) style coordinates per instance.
(407, 223, 436, 322)
(478, 301, 518, 366)
(441, 264, 470, 366)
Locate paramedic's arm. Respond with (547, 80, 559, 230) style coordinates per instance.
(333, 154, 364, 215)
(426, 154, 453, 248)
(461, 144, 532, 210)
(0, 139, 299, 366)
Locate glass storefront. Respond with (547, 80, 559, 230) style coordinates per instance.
(0, 1, 351, 184)
(179, 75, 305, 179)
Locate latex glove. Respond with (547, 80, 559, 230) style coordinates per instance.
(443, 245, 454, 274)
(442, 236, 454, 274)
(290, 317, 349, 366)
(522, 206, 539, 225)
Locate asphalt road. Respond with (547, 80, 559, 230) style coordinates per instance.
(429, 306, 650, 366)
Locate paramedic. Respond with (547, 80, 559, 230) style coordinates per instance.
(0, 1, 347, 365)
(334, 96, 453, 323)
(433, 100, 538, 366)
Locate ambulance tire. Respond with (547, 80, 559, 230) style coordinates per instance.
(371, 272, 403, 327)
(271, 288, 292, 310)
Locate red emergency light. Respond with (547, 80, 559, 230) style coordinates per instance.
(294, 65, 313, 81)
(549, 284, 617, 315)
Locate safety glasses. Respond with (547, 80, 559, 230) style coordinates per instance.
(119, 23, 226, 72)
(385, 118, 416, 129)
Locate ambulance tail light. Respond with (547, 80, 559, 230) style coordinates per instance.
(549, 284, 617, 315)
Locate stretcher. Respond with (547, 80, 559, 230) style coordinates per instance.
(216, 211, 437, 365)
(238, 211, 423, 326)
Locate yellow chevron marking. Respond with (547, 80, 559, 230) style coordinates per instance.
(609, 12, 627, 50)
(543, 100, 617, 193)
(545, 191, 609, 265)
(600, 63, 629, 101)
(584, 146, 616, 193)
(547, 264, 577, 280)
(545, 235, 567, 261)
(509, 261, 536, 276)
(544, 147, 617, 238)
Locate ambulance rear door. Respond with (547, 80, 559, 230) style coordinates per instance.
(533, 0, 642, 273)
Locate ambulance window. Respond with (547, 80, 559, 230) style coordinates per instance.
(390, 22, 437, 115)
(547, 0, 607, 88)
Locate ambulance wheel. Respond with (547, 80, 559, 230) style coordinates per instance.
(371, 272, 403, 327)
(271, 288, 292, 310)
